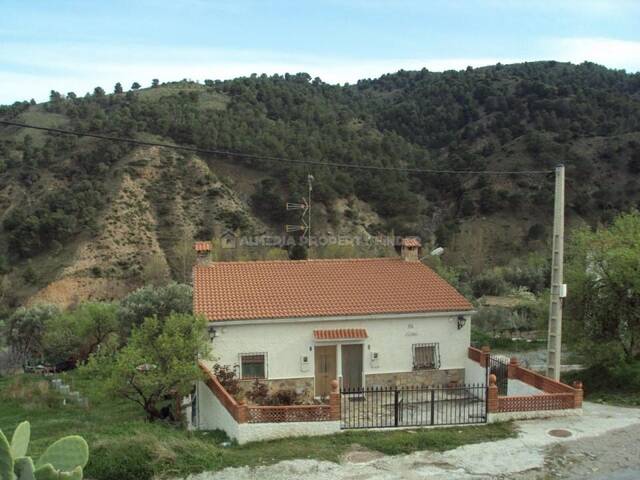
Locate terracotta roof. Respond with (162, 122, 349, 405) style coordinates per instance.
(314, 328, 368, 340)
(401, 237, 422, 248)
(194, 241, 211, 253)
(193, 258, 472, 322)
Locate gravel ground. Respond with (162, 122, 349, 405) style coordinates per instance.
(535, 424, 640, 479)
(185, 403, 640, 480)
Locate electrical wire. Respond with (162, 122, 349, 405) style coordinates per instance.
(0, 120, 555, 175)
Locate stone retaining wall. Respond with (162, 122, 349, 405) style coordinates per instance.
(365, 368, 464, 387)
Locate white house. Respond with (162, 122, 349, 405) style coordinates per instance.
(193, 239, 475, 398)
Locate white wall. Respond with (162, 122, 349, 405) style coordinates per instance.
(204, 312, 472, 387)
(465, 357, 487, 385)
(237, 421, 341, 444)
(196, 380, 239, 439)
(196, 380, 341, 443)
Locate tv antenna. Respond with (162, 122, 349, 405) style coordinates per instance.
(285, 174, 314, 255)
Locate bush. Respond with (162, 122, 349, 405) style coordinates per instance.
(213, 364, 240, 396)
(87, 437, 155, 480)
(245, 380, 303, 406)
(267, 389, 302, 406)
(117, 283, 192, 336)
(471, 270, 508, 297)
(246, 379, 269, 405)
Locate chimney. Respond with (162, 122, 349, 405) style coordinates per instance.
(400, 237, 421, 262)
(194, 241, 212, 264)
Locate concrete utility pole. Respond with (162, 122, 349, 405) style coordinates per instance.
(546, 164, 566, 380)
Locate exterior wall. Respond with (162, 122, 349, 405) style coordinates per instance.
(507, 378, 543, 396)
(196, 380, 240, 439)
(465, 357, 488, 385)
(205, 312, 472, 392)
(237, 421, 341, 444)
(196, 380, 341, 444)
(365, 368, 463, 387)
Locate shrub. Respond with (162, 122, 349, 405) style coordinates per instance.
(267, 389, 302, 406)
(471, 270, 508, 297)
(87, 437, 154, 480)
(246, 379, 269, 405)
(212, 364, 240, 396)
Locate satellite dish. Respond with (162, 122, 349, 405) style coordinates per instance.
(430, 247, 444, 256)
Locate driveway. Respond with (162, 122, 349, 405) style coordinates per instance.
(187, 402, 640, 479)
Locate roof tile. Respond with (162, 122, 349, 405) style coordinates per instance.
(193, 258, 472, 322)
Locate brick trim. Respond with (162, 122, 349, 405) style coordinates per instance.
(199, 361, 339, 424)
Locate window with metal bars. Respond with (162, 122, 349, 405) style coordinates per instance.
(412, 343, 440, 370)
(239, 353, 267, 379)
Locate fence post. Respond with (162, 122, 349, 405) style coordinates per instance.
(481, 345, 491, 368)
(487, 374, 499, 413)
(430, 388, 435, 425)
(236, 400, 249, 424)
(508, 357, 519, 379)
(394, 388, 399, 427)
(329, 379, 341, 420)
(572, 380, 583, 409)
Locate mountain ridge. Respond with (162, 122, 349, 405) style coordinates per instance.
(0, 60, 639, 308)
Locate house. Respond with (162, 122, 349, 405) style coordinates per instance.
(193, 239, 475, 398)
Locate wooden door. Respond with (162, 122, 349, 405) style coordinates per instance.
(341, 344, 363, 390)
(314, 345, 337, 396)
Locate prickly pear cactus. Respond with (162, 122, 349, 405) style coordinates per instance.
(14, 458, 34, 480)
(0, 430, 15, 480)
(0, 421, 89, 480)
(35, 436, 88, 473)
(10, 423, 30, 459)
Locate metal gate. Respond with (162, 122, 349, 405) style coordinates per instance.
(488, 355, 508, 396)
(340, 383, 487, 429)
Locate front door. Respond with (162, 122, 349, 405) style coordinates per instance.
(314, 345, 337, 396)
(341, 344, 363, 390)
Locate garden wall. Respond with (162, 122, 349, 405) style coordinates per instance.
(468, 347, 583, 419)
(196, 362, 340, 444)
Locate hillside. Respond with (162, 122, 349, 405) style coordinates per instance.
(0, 61, 639, 308)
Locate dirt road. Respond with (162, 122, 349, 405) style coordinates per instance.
(186, 402, 640, 479)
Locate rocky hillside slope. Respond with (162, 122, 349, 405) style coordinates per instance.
(0, 61, 639, 308)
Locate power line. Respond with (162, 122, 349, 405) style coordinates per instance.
(0, 120, 554, 175)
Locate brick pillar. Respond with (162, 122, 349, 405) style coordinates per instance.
(329, 379, 340, 421)
(487, 374, 499, 413)
(236, 400, 249, 424)
(508, 357, 519, 379)
(480, 345, 491, 368)
(572, 381, 583, 409)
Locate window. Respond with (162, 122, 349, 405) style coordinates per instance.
(240, 353, 266, 379)
(412, 343, 440, 370)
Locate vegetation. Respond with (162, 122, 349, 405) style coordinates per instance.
(99, 313, 209, 421)
(1, 61, 639, 309)
(0, 420, 89, 480)
(0, 374, 515, 480)
(565, 210, 640, 366)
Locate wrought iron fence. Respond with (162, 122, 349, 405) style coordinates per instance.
(488, 355, 509, 396)
(340, 383, 487, 429)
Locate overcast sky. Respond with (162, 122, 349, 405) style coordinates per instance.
(2, 0, 640, 104)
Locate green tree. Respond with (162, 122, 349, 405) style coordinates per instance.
(151, 79, 159, 88)
(131, 82, 141, 90)
(106, 313, 209, 421)
(43, 302, 119, 364)
(117, 283, 193, 336)
(4, 304, 59, 365)
(114, 82, 123, 94)
(566, 211, 640, 365)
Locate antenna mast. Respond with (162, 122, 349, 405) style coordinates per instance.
(285, 174, 314, 257)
